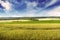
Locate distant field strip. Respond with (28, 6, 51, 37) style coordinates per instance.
(0, 20, 30, 22)
(1, 20, 60, 24)
(0, 18, 60, 22)
(38, 18, 60, 20)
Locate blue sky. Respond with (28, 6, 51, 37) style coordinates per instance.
(0, 0, 60, 17)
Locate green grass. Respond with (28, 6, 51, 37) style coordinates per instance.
(11, 20, 60, 23)
(0, 20, 60, 40)
(0, 20, 60, 24)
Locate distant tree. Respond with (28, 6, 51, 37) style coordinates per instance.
(30, 18, 39, 21)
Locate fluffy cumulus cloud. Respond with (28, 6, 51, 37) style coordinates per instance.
(0, 0, 60, 17)
(0, 0, 11, 11)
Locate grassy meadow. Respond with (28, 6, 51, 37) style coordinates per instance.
(0, 20, 60, 40)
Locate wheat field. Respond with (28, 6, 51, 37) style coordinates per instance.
(0, 20, 60, 40)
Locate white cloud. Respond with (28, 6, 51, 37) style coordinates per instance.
(46, 6, 60, 16)
(0, 0, 11, 11)
(35, 6, 60, 17)
(45, 0, 57, 7)
(25, 1, 37, 9)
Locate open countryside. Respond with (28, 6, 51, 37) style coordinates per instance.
(0, 17, 60, 40)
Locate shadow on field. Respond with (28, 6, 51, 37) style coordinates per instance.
(26, 28, 60, 30)
(4, 26, 60, 30)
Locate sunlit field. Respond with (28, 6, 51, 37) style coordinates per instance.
(0, 20, 60, 40)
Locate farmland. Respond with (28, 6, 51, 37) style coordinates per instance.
(0, 20, 60, 40)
